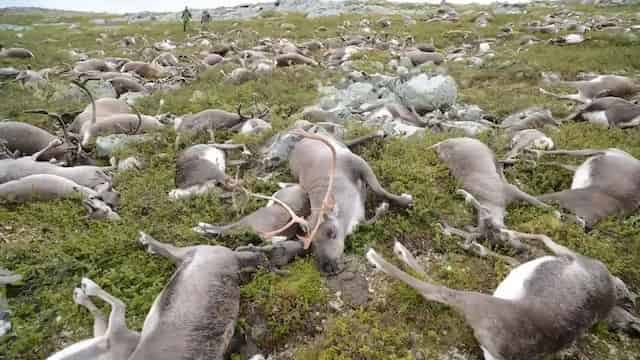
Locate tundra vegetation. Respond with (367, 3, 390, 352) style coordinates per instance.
(1, 3, 640, 359)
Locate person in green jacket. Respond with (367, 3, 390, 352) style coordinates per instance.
(181, 6, 192, 32)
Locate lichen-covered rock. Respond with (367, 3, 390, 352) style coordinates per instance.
(398, 74, 457, 113)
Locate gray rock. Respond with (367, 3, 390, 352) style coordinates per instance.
(342, 82, 377, 109)
(398, 74, 457, 113)
(95, 134, 151, 158)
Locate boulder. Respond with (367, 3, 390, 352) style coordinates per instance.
(398, 74, 457, 113)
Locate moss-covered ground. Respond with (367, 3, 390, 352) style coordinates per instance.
(1, 3, 639, 359)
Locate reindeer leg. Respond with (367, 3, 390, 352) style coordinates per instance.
(366, 249, 464, 306)
(193, 221, 239, 237)
(80, 278, 129, 337)
(618, 116, 640, 129)
(31, 139, 63, 161)
(527, 148, 607, 159)
(438, 223, 519, 266)
(73, 287, 107, 337)
(352, 155, 413, 208)
(365, 202, 389, 225)
(506, 184, 558, 214)
(393, 241, 429, 278)
(499, 229, 576, 258)
(455, 189, 489, 215)
(137, 232, 193, 264)
(539, 88, 588, 104)
(535, 161, 579, 172)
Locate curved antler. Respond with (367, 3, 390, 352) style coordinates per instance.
(289, 129, 337, 249)
(128, 104, 143, 135)
(71, 80, 96, 125)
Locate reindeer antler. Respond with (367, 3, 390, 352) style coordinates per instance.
(289, 129, 337, 249)
(239, 187, 310, 239)
(128, 104, 143, 135)
(71, 80, 96, 125)
(236, 103, 251, 121)
(24, 109, 71, 145)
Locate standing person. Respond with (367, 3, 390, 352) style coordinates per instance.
(181, 6, 192, 32)
(201, 10, 211, 30)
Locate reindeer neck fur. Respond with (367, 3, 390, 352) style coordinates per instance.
(129, 246, 240, 360)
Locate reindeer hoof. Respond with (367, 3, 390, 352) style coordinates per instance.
(455, 189, 473, 203)
(80, 278, 101, 297)
(400, 193, 413, 208)
(138, 232, 156, 254)
(366, 248, 383, 271)
(435, 223, 451, 236)
(73, 287, 89, 305)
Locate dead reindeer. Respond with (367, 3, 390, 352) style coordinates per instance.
(528, 148, 640, 229)
(287, 129, 412, 273)
(564, 97, 640, 128)
(72, 59, 116, 74)
(48, 232, 288, 359)
(174, 104, 270, 143)
(540, 75, 640, 104)
(367, 237, 640, 360)
(275, 53, 319, 67)
(0, 174, 119, 220)
(121, 61, 166, 79)
(106, 76, 146, 98)
(70, 97, 131, 133)
(72, 81, 163, 147)
(0, 45, 34, 59)
(0, 121, 70, 161)
(431, 137, 557, 261)
(0, 139, 112, 190)
(169, 143, 249, 200)
(195, 184, 311, 240)
(502, 129, 554, 162)
(499, 107, 560, 134)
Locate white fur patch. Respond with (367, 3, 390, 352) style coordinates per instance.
(571, 157, 594, 189)
(47, 337, 108, 360)
(202, 148, 226, 172)
(366, 249, 383, 270)
(493, 256, 555, 301)
(533, 136, 554, 150)
(482, 347, 499, 360)
(173, 117, 183, 130)
(583, 111, 609, 127)
(345, 187, 365, 235)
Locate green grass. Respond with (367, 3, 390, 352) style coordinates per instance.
(1, 3, 640, 360)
